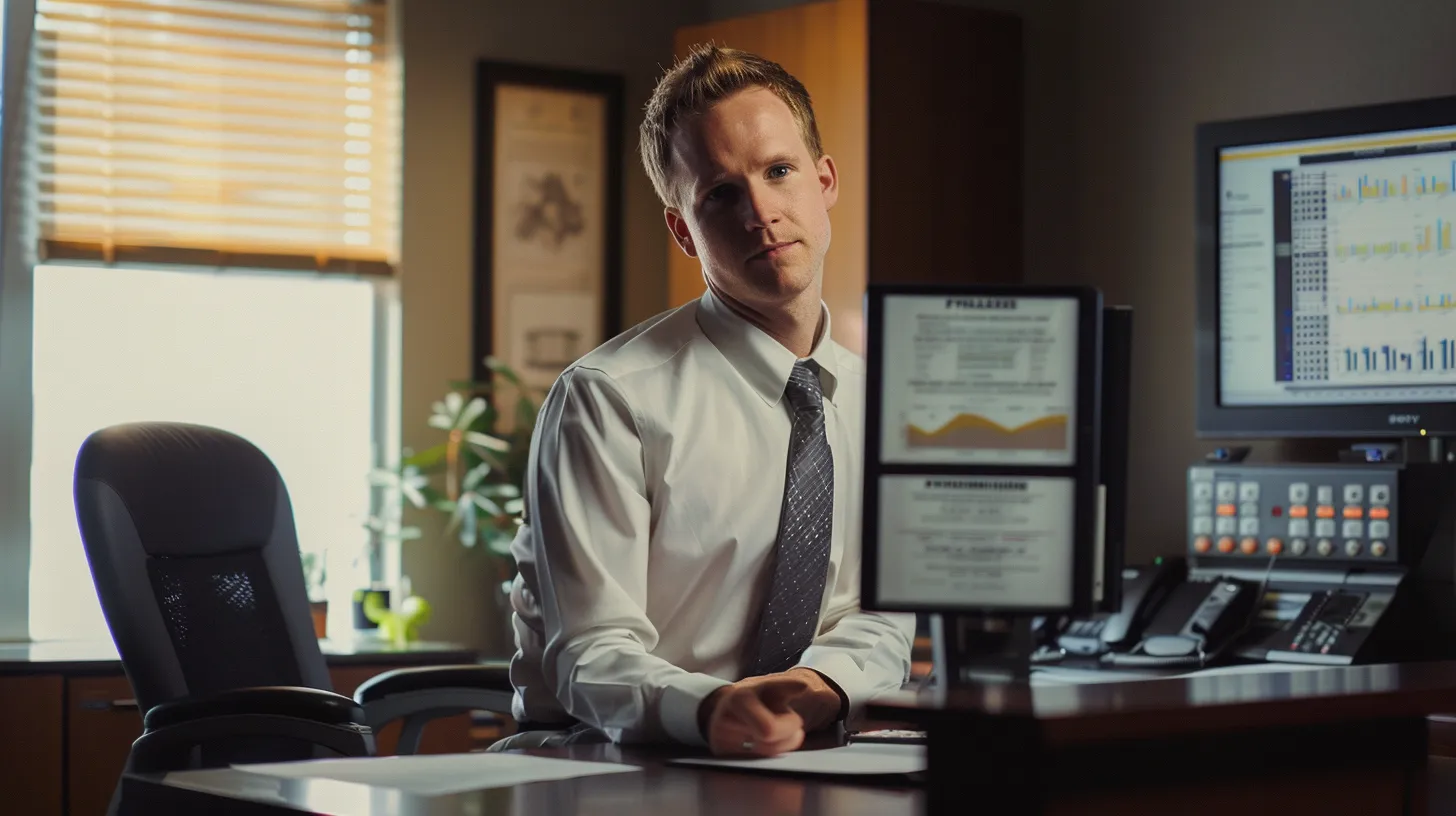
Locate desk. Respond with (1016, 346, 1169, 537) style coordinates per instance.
(871, 661, 1456, 814)
(117, 743, 924, 815)
(0, 638, 479, 816)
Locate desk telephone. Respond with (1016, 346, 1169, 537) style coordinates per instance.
(1053, 556, 1263, 668)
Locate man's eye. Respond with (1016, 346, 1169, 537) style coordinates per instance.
(768, 165, 790, 179)
(705, 185, 733, 203)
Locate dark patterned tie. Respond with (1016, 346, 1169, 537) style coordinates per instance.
(746, 359, 835, 677)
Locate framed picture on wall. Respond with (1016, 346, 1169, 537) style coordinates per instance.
(472, 60, 625, 389)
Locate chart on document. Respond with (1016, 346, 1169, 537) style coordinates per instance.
(1322, 157, 1456, 385)
(879, 295, 1078, 466)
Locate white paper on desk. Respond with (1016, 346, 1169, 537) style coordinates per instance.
(670, 742, 926, 776)
(232, 752, 640, 796)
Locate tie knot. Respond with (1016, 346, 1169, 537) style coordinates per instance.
(785, 360, 824, 414)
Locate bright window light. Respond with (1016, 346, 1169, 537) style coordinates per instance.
(29, 264, 378, 642)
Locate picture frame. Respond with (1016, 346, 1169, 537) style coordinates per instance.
(472, 60, 625, 388)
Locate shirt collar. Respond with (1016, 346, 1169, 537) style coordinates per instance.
(696, 288, 842, 406)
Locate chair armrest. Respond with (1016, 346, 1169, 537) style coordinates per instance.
(145, 686, 365, 731)
(355, 662, 514, 755)
(354, 663, 511, 705)
(131, 687, 373, 773)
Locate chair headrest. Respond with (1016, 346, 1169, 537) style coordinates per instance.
(74, 422, 282, 557)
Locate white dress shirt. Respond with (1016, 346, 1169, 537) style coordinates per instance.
(508, 288, 916, 747)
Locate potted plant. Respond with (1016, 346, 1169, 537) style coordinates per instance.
(365, 357, 542, 647)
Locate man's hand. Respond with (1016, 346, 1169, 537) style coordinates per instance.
(698, 669, 845, 757)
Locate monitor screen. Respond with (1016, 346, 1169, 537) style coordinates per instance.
(862, 287, 1102, 616)
(1196, 95, 1456, 437)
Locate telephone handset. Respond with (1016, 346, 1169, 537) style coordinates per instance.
(1054, 557, 1186, 656)
(1101, 576, 1262, 668)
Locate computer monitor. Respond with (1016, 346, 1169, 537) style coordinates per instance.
(1196, 94, 1456, 438)
(861, 284, 1104, 618)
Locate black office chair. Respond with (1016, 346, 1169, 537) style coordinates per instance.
(72, 422, 514, 787)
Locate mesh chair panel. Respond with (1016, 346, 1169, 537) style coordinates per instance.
(147, 550, 303, 697)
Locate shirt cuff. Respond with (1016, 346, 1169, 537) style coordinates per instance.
(659, 673, 733, 747)
(795, 651, 870, 720)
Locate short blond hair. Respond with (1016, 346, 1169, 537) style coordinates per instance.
(639, 44, 823, 207)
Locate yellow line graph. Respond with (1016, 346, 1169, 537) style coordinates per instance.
(907, 413, 1069, 451)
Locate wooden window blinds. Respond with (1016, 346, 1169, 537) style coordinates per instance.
(33, 0, 399, 275)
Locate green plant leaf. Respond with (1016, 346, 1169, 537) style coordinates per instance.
(486, 356, 526, 389)
(462, 461, 492, 491)
(504, 497, 525, 515)
(456, 396, 489, 431)
(484, 527, 516, 557)
(427, 413, 454, 431)
(470, 492, 503, 517)
(464, 430, 510, 453)
(401, 445, 449, 469)
(480, 483, 521, 499)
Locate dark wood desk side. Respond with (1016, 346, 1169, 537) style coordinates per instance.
(869, 662, 1456, 815)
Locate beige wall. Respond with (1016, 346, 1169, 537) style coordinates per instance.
(1068, 0, 1456, 563)
(399, 0, 704, 654)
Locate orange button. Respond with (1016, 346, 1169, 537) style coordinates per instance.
(1240, 537, 1259, 554)
(1370, 507, 1390, 519)
(1216, 503, 1237, 517)
(1289, 505, 1309, 518)
(1217, 536, 1236, 553)
(1316, 506, 1335, 518)
(1267, 538, 1284, 555)
(1194, 535, 1212, 553)
(1343, 506, 1364, 519)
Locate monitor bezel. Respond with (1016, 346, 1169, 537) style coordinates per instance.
(860, 283, 1103, 618)
(1195, 93, 1456, 439)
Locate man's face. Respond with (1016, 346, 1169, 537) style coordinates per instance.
(664, 87, 838, 310)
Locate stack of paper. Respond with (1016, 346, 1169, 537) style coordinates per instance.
(669, 742, 926, 776)
(233, 752, 641, 796)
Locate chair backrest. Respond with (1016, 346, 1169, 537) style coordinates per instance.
(73, 422, 332, 714)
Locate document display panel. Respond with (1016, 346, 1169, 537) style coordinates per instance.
(875, 474, 1075, 609)
(862, 284, 1101, 617)
(879, 295, 1079, 467)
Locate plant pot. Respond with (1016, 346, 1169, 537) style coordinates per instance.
(309, 600, 328, 639)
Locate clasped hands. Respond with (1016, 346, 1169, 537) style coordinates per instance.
(697, 667, 843, 757)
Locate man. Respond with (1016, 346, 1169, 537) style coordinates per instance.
(503, 44, 915, 758)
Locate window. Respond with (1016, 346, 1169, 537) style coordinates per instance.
(29, 264, 386, 641)
(16, 0, 402, 641)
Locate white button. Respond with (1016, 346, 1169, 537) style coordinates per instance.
(1345, 539, 1362, 556)
(1371, 541, 1388, 557)
(1343, 484, 1364, 504)
(1193, 516, 1214, 535)
(1239, 517, 1260, 536)
(1316, 486, 1334, 504)
(1216, 517, 1238, 535)
(1315, 519, 1337, 537)
(1287, 518, 1310, 537)
(1239, 482, 1260, 502)
(1368, 520, 1390, 538)
(1192, 481, 1214, 501)
(1216, 482, 1238, 502)
(1370, 485, 1390, 505)
(1342, 520, 1364, 538)
(1290, 538, 1309, 555)
(1240, 502, 1260, 517)
(1316, 539, 1334, 556)
(1289, 483, 1310, 503)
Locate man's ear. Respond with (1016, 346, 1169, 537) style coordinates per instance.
(817, 154, 839, 211)
(665, 208, 697, 257)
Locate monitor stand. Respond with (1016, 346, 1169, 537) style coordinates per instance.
(930, 613, 1038, 687)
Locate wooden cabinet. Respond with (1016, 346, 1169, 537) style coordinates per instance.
(67, 675, 142, 816)
(669, 0, 1023, 354)
(0, 675, 64, 816)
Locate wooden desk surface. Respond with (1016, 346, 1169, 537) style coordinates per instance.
(119, 743, 924, 815)
(870, 662, 1456, 745)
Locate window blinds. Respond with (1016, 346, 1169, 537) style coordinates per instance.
(33, 0, 399, 275)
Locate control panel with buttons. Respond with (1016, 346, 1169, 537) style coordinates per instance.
(1187, 464, 1399, 562)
